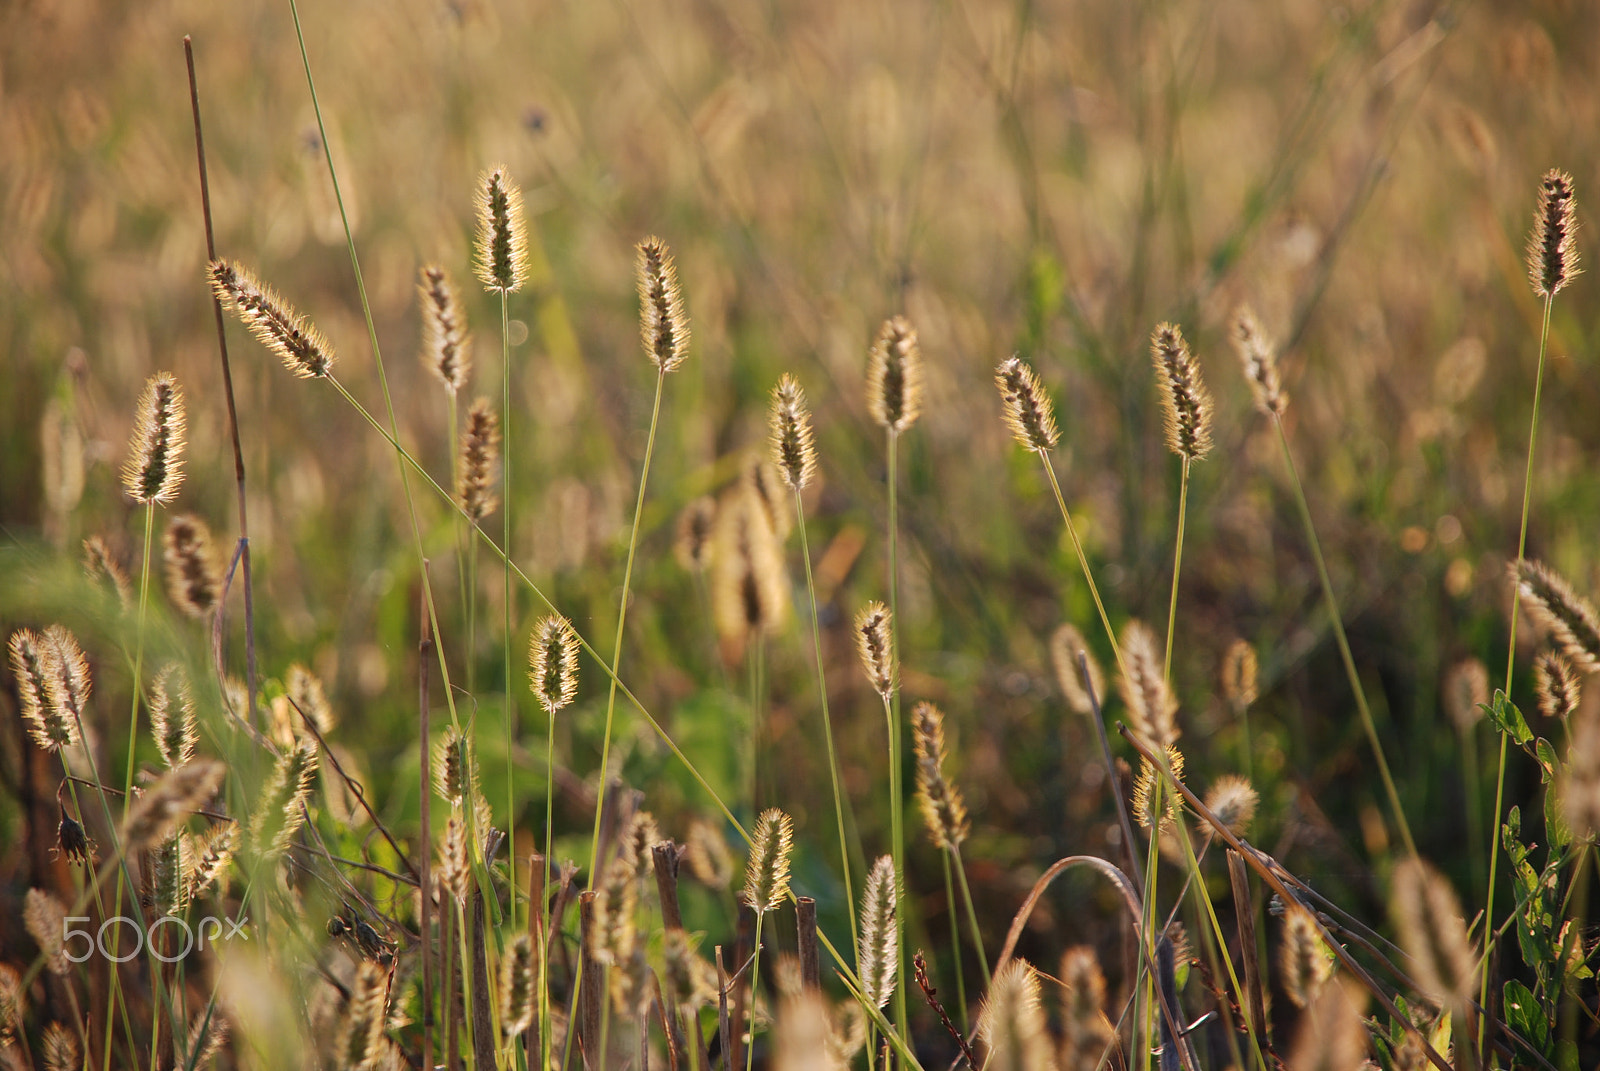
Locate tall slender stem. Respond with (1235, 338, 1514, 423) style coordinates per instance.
(501, 290, 518, 929)
(949, 846, 990, 985)
(541, 709, 556, 1071)
(745, 913, 766, 1071)
(885, 429, 909, 1052)
(1162, 459, 1190, 683)
(940, 852, 969, 1033)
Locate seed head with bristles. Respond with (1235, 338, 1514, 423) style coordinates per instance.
(9, 629, 75, 752)
(1202, 774, 1258, 839)
(148, 833, 193, 917)
(1442, 658, 1489, 733)
(474, 167, 529, 293)
(1512, 559, 1600, 673)
(710, 487, 789, 655)
(1280, 903, 1334, 1009)
(42, 625, 91, 751)
(637, 236, 690, 372)
(663, 929, 719, 1010)
(994, 356, 1059, 452)
(418, 265, 470, 392)
(433, 726, 476, 808)
(1230, 305, 1286, 416)
(1118, 620, 1179, 750)
(457, 397, 501, 523)
(979, 959, 1057, 1071)
(42, 1022, 78, 1071)
(675, 496, 716, 572)
(83, 536, 132, 608)
(911, 701, 969, 850)
(854, 601, 895, 702)
(1133, 746, 1185, 832)
(867, 315, 923, 433)
(529, 614, 579, 716)
(858, 855, 899, 1010)
(1050, 623, 1105, 716)
(248, 741, 318, 854)
(591, 854, 640, 967)
(187, 822, 238, 899)
(500, 933, 537, 1037)
(1528, 169, 1580, 298)
(164, 514, 221, 617)
(210, 260, 335, 377)
(150, 664, 198, 768)
(286, 662, 336, 735)
(685, 817, 733, 889)
(439, 814, 469, 902)
(769, 373, 818, 492)
(0, 964, 20, 1044)
(1151, 323, 1214, 462)
(743, 454, 792, 542)
(122, 371, 187, 503)
(1389, 858, 1476, 1007)
(1058, 947, 1115, 1071)
(1220, 638, 1259, 709)
(124, 760, 226, 852)
(743, 807, 794, 915)
(622, 809, 661, 877)
(1287, 978, 1369, 1071)
(1536, 651, 1581, 721)
(24, 889, 70, 976)
(336, 960, 389, 1071)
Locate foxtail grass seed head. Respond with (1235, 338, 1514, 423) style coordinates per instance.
(867, 315, 923, 433)
(911, 701, 969, 850)
(675, 496, 716, 572)
(164, 514, 221, 617)
(1133, 746, 1185, 832)
(457, 397, 501, 522)
(24, 889, 70, 976)
(149, 833, 193, 917)
(286, 662, 336, 735)
(125, 759, 226, 852)
(83, 536, 132, 607)
(439, 814, 469, 901)
(188, 822, 238, 898)
(773, 992, 833, 1071)
(1151, 322, 1214, 462)
(637, 236, 689, 372)
(1287, 978, 1369, 1071)
(1528, 168, 1580, 298)
(994, 356, 1060, 451)
(1202, 774, 1258, 839)
(686, 817, 733, 888)
(1230, 305, 1286, 416)
(1221, 638, 1259, 708)
(664, 930, 719, 1010)
(150, 664, 197, 768)
(249, 741, 318, 854)
(433, 726, 476, 807)
(1442, 658, 1489, 733)
(743, 807, 794, 914)
(336, 960, 389, 1071)
(418, 265, 470, 392)
(743, 454, 792, 542)
(591, 854, 639, 967)
(710, 487, 790, 655)
(1512, 559, 1600, 673)
(854, 601, 895, 701)
(979, 959, 1057, 1071)
(42, 1021, 78, 1071)
(1281, 904, 1334, 1009)
(9, 629, 75, 752)
(769, 373, 818, 492)
(42, 625, 90, 750)
(1050, 623, 1105, 716)
(1389, 858, 1476, 1006)
(622, 809, 661, 876)
(528, 614, 579, 716)
(122, 371, 187, 503)
(1059, 947, 1114, 1070)
(1119, 620, 1179, 750)
(210, 259, 335, 377)
(858, 855, 899, 1010)
(474, 167, 529, 293)
(499, 933, 537, 1037)
(1536, 651, 1581, 721)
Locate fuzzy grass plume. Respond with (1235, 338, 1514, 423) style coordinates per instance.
(1133, 746, 1185, 832)
(418, 264, 470, 391)
(1151, 322, 1214, 462)
(456, 397, 501, 522)
(994, 356, 1059, 452)
(1118, 620, 1178, 750)
(1528, 168, 1580, 298)
(910, 701, 968, 850)
(163, 514, 221, 617)
(867, 315, 923, 434)
(675, 496, 716, 572)
(1230, 305, 1285, 416)
(858, 855, 899, 1009)
(8, 629, 76, 752)
(1442, 658, 1489, 733)
(248, 742, 318, 854)
(149, 664, 198, 768)
(124, 759, 225, 852)
(979, 959, 1056, 1071)
(1512, 559, 1600, 673)
(1280, 903, 1334, 1009)
(1058, 947, 1115, 1070)
(474, 167, 529, 293)
(1050, 623, 1105, 716)
(637, 236, 689, 372)
(122, 371, 187, 504)
(743, 807, 794, 914)
(1220, 638, 1259, 708)
(210, 259, 335, 378)
(1535, 651, 1581, 721)
(1390, 858, 1476, 1006)
(710, 487, 789, 655)
(1201, 774, 1258, 839)
(854, 601, 895, 702)
(83, 535, 132, 607)
(500, 933, 536, 1036)
(529, 614, 579, 715)
(769, 373, 818, 492)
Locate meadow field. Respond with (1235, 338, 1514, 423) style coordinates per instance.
(3, 0, 1600, 1067)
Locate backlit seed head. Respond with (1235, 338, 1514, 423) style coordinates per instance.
(474, 167, 529, 293)
(1220, 638, 1259, 709)
(1050, 623, 1105, 716)
(858, 856, 899, 1010)
(743, 454, 793, 542)
(911, 701, 969, 850)
(1442, 658, 1489, 733)
(1280, 903, 1334, 1009)
(867, 315, 923, 434)
(1202, 774, 1258, 839)
(335, 960, 389, 1071)
(529, 614, 579, 716)
(591, 854, 639, 966)
(83, 536, 132, 608)
(1151, 323, 1214, 462)
(164, 514, 221, 617)
(1133, 746, 1186, 832)
(622, 810, 660, 877)
(419, 265, 470, 392)
(978, 959, 1055, 1071)
(769, 373, 818, 492)
(457, 397, 501, 523)
(685, 817, 733, 889)
(210, 260, 335, 378)
(994, 356, 1059, 452)
(24, 889, 70, 976)
(663, 929, 719, 1010)
(123, 371, 187, 503)
(125, 760, 226, 852)
(1389, 858, 1476, 1006)
(637, 236, 690, 372)
(9, 628, 75, 752)
(1535, 651, 1581, 721)
(1059, 947, 1114, 1070)
(1513, 560, 1600, 673)
(1230, 305, 1285, 416)
(439, 815, 469, 901)
(1528, 169, 1580, 298)
(854, 601, 895, 701)
(248, 742, 318, 854)
(434, 726, 476, 807)
(710, 486, 790, 658)
(41, 625, 91, 751)
(187, 822, 238, 899)
(42, 1022, 78, 1071)
(286, 663, 336, 735)
(499, 934, 537, 1037)
(1119, 620, 1179, 750)
(149, 663, 198, 768)
(743, 807, 794, 914)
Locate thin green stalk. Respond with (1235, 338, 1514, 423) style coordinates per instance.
(598, 968, 613, 1071)
(940, 852, 969, 1033)
(1271, 414, 1417, 859)
(745, 913, 766, 1071)
(540, 709, 556, 1071)
(1038, 452, 1128, 681)
(795, 494, 859, 958)
(588, 367, 668, 885)
(885, 428, 909, 1050)
(500, 290, 519, 931)
(1162, 459, 1191, 682)
(1482, 290, 1556, 1040)
(949, 845, 989, 984)
(1139, 778, 1162, 1071)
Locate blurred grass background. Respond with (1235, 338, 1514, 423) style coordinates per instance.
(4, 0, 1600, 1041)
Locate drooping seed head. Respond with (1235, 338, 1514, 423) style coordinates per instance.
(978, 959, 1056, 1071)
(1442, 658, 1489, 733)
(122, 371, 187, 503)
(685, 817, 734, 889)
(1220, 638, 1259, 709)
(1512, 560, 1600, 673)
(24, 889, 70, 976)
(83, 536, 132, 608)
(858, 855, 899, 1010)
(1151, 323, 1214, 462)
(674, 496, 716, 572)
(1050, 623, 1105, 716)
(637, 236, 690, 372)
(994, 356, 1059, 452)
(499, 933, 537, 1037)
(9, 629, 75, 752)
(210, 259, 335, 377)
(528, 614, 579, 716)
(1059, 947, 1114, 1070)
(1201, 774, 1258, 839)
(474, 167, 529, 293)
(42, 625, 91, 749)
(163, 514, 221, 617)
(1230, 305, 1286, 416)
(1528, 169, 1580, 298)
(911, 701, 969, 850)
(286, 662, 336, 735)
(769, 373, 818, 492)
(1118, 620, 1179, 750)
(1535, 651, 1581, 721)
(854, 601, 895, 701)
(149, 664, 198, 768)
(418, 265, 471, 392)
(1133, 746, 1185, 832)
(124, 759, 226, 852)
(867, 315, 923, 434)
(57, 807, 92, 864)
(743, 807, 794, 915)
(1280, 903, 1334, 1009)
(1389, 858, 1476, 1007)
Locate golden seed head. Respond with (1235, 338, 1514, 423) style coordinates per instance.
(499, 933, 537, 1037)
(675, 495, 717, 573)
(1118, 620, 1179, 750)
(163, 514, 221, 617)
(124, 759, 226, 852)
(1535, 651, 1581, 721)
(854, 601, 895, 701)
(1151, 323, 1214, 462)
(978, 959, 1055, 1071)
(1286, 978, 1368, 1071)
(1442, 658, 1489, 733)
(474, 166, 529, 293)
(710, 487, 790, 658)
(187, 822, 238, 899)
(286, 662, 336, 735)
(335, 960, 389, 1071)
(1230, 305, 1286, 416)
(43, 1022, 78, 1071)
(24, 888, 70, 976)
(769, 373, 818, 492)
(9, 628, 76, 752)
(1220, 638, 1259, 709)
(210, 259, 335, 378)
(419, 264, 471, 392)
(439, 814, 469, 901)
(867, 315, 923, 433)
(1059, 946, 1114, 1069)
(457, 397, 501, 523)
(248, 741, 318, 855)
(1528, 168, 1580, 298)
(1202, 774, 1258, 839)
(148, 833, 194, 917)
(149, 663, 198, 768)
(637, 236, 690, 372)
(434, 726, 477, 808)
(685, 817, 733, 889)
(911, 701, 969, 850)
(994, 356, 1060, 452)
(1133, 746, 1186, 832)
(591, 854, 640, 966)
(743, 807, 794, 914)
(1512, 559, 1600, 673)
(858, 855, 899, 1009)
(622, 809, 661, 876)
(1389, 858, 1476, 1006)
(743, 454, 793, 542)
(41, 626, 91, 751)
(1050, 623, 1105, 716)
(1280, 903, 1334, 1009)
(528, 614, 579, 716)
(122, 371, 187, 504)
(83, 536, 132, 608)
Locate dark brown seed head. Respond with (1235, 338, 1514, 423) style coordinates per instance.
(769, 373, 818, 492)
(637, 236, 689, 372)
(1230, 305, 1286, 416)
(457, 397, 501, 522)
(1151, 323, 1214, 462)
(854, 601, 895, 701)
(474, 167, 529, 293)
(419, 264, 471, 392)
(1535, 651, 1581, 721)
(994, 356, 1059, 452)
(210, 259, 335, 378)
(123, 372, 187, 503)
(1513, 559, 1600, 673)
(528, 614, 579, 716)
(1528, 169, 1580, 298)
(674, 495, 717, 572)
(867, 315, 923, 433)
(56, 807, 92, 864)
(164, 514, 221, 617)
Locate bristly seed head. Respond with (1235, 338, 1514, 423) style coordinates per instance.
(637, 236, 690, 373)
(1119, 620, 1179, 750)
(528, 614, 579, 716)
(1389, 858, 1476, 1006)
(685, 817, 733, 889)
(457, 397, 501, 523)
(769, 373, 818, 492)
(248, 742, 318, 855)
(867, 315, 923, 434)
(149, 663, 198, 769)
(474, 166, 529, 293)
(1133, 746, 1185, 832)
(1151, 322, 1214, 462)
(743, 807, 794, 914)
(911, 701, 969, 850)
(1512, 559, 1600, 673)
(286, 662, 336, 735)
(9, 628, 77, 752)
(1050, 623, 1105, 716)
(978, 959, 1054, 1071)
(1201, 774, 1258, 839)
(1220, 638, 1259, 709)
(124, 760, 226, 852)
(854, 601, 895, 701)
(1230, 305, 1286, 416)
(419, 265, 471, 392)
(1528, 168, 1580, 298)
(122, 372, 187, 504)
(674, 496, 716, 573)
(994, 356, 1059, 452)
(1059, 947, 1114, 1070)
(591, 854, 640, 967)
(210, 259, 335, 378)
(1535, 651, 1581, 721)
(335, 960, 389, 1071)
(858, 855, 899, 1010)
(434, 726, 476, 808)
(163, 514, 221, 617)
(499, 933, 537, 1037)
(1281, 903, 1334, 1009)
(83, 536, 132, 608)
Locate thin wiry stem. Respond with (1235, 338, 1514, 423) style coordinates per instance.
(1038, 452, 1129, 682)
(745, 913, 766, 1071)
(1482, 289, 1555, 1040)
(940, 851, 969, 1033)
(501, 290, 517, 929)
(885, 428, 909, 1045)
(1271, 413, 1417, 859)
(950, 845, 990, 985)
(541, 706, 557, 1071)
(1162, 458, 1191, 682)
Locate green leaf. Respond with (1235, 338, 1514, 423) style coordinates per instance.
(1546, 783, 1572, 849)
(1502, 979, 1551, 1058)
(1488, 690, 1533, 745)
(1536, 737, 1561, 784)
